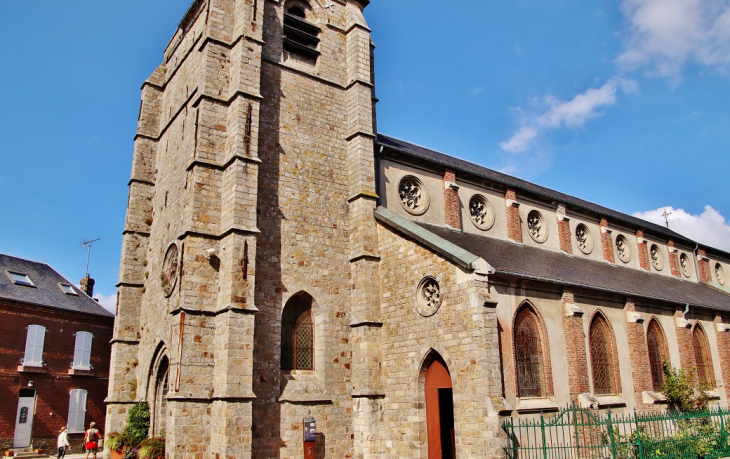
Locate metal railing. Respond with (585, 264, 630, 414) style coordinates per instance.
(503, 404, 730, 459)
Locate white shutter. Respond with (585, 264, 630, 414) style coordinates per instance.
(23, 325, 45, 366)
(68, 389, 87, 433)
(73, 332, 93, 370)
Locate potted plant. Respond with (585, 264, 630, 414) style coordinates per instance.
(33, 448, 43, 454)
(106, 431, 124, 459)
(4, 450, 14, 457)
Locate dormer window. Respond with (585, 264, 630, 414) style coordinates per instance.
(7, 271, 34, 287)
(59, 283, 78, 295)
(283, 3, 321, 60)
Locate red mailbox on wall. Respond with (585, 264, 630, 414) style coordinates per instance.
(303, 418, 316, 459)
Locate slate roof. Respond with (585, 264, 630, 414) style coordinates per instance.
(377, 134, 727, 256)
(415, 221, 730, 312)
(0, 254, 114, 318)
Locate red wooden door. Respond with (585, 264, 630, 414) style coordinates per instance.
(425, 359, 453, 459)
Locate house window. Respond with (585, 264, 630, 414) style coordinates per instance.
(590, 314, 618, 395)
(283, 2, 321, 60)
(59, 283, 78, 295)
(693, 325, 715, 387)
(514, 307, 546, 398)
(646, 320, 667, 392)
(281, 295, 314, 371)
(72, 331, 94, 370)
(67, 389, 87, 433)
(23, 325, 46, 367)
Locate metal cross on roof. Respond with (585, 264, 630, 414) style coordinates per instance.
(661, 209, 672, 228)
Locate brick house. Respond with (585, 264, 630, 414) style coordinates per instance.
(107, 1, 730, 458)
(0, 254, 114, 453)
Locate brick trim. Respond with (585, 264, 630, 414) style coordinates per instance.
(623, 301, 653, 410)
(636, 230, 650, 271)
(505, 189, 522, 243)
(443, 169, 461, 230)
(599, 219, 615, 263)
(588, 310, 622, 396)
(556, 204, 573, 255)
(667, 241, 681, 278)
(674, 309, 697, 386)
(697, 249, 712, 284)
(713, 316, 730, 402)
(511, 301, 554, 398)
(561, 290, 589, 400)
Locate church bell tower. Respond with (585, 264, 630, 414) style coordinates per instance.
(109, 0, 383, 457)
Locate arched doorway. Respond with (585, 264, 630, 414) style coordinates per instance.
(425, 358, 455, 459)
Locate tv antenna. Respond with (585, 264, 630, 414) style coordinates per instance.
(82, 238, 101, 277)
(661, 209, 672, 228)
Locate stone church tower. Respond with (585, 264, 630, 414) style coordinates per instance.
(109, 0, 382, 457)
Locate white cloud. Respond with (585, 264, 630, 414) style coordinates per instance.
(618, 0, 730, 78)
(632, 205, 730, 252)
(93, 292, 117, 314)
(499, 77, 637, 153)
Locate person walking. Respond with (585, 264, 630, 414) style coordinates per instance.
(57, 426, 70, 459)
(84, 422, 101, 459)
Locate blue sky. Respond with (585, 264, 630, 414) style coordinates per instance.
(1, 1, 729, 312)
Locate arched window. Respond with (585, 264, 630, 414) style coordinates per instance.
(281, 294, 314, 371)
(514, 306, 546, 398)
(590, 313, 618, 395)
(283, 1, 321, 60)
(692, 324, 715, 387)
(152, 356, 169, 436)
(646, 319, 668, 392)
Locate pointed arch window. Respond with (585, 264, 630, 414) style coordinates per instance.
(514, 307, 546, 398)
(693, 325, 715, 387)
(646, 320, 668, 392)
(281, 295, 314, 371)
(590, 314, 618, 395)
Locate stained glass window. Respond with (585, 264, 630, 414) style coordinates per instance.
(590, 315, 616, 395)
(646, 320, 666, 392)
(514, 308, 545, 398)
(693, 325, 714, 387)
(281, 296, 314, 371)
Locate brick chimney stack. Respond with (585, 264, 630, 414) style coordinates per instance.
(80, 276, 95, 298)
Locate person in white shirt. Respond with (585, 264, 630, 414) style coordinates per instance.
(57, 426, 70, 459)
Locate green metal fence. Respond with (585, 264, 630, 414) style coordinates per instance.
(503, 404, 730, 459)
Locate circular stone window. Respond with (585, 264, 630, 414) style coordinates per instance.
(526, 210, 548, 243)
(650, 244, 664, 271)
(398, 175, 429, 215)
(575, 224, 593, 254)
(161, 243, 180, 297)
(469, 194, 495, 230)
(416, 276, 442, 317)
(615, 235, 631, 263)
(716, 263, 726, 286)
(679, 253, 693, 278)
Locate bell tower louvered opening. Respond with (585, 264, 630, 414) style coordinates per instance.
(283, 5, 321, 60)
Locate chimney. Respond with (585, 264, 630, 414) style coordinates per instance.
(80, 276, 95, 298)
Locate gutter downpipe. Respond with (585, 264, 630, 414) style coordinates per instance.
(693, 243, 702, 284)
(376, 145, 383, 206)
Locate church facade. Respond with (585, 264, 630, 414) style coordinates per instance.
(108, 1, 730, 458)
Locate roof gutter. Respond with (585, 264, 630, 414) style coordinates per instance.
(492, 269, 708, 311)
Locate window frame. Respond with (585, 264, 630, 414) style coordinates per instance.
(281, 297, 314, 371)
(67, 389, 87, 434)
(646, 319, 668, 392)
(589, 313, 620, 396)
(71, 331, 94, 370)
(22, 325, 46, 367)
(692, 324, 715, 388)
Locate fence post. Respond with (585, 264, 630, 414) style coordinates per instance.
(607, 407, 617, 459)
(573, 402, 581, 459)
(719, 406, 728, 454)
(541, 411, 548, 459)
(634, 407, 643, 459)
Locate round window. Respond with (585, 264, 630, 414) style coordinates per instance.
(575, 224, 593, 255)
(526, 210, 548, 243)
(679, 253, 693, 278)
(650, 244, 664, 271)
(416, 276, 442, 317)
(469, 194, 495, 230)
(615, 235, 631, 263)
(716, 263, 726, 286)
(161, 243, 180, 297)
(397, 175, 429, 215)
